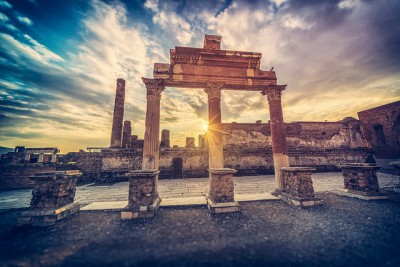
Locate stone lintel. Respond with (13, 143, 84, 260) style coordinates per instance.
(338, 163, 381, 170)
(17, 202, 80, 227)
(280, 193, 323, 207)
(281, 167, 316, 172)
(207, 168, 237, 175)
(30, 170, 82, 180)
(121, 197, 161, 220)
(125, 169, 160, 178)
(207, 198, 239, 214)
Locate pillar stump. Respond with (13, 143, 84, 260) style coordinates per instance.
(280, 167, 323, 207)
(121, 170, 161, 220)
(338, 163, 388, 200)
(18, 170, 81, 226)
(207, 168, 239, 213)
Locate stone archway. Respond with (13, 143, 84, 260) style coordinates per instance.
(121, 35, 290, 219)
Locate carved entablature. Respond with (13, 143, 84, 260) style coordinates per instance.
(261, 85, 287, 102)
(204, 82, 224, 101)
(171, 54, 204, 66)
(142, 78, 165, 97)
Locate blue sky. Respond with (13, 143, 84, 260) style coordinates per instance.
(0, 0, 399, 152)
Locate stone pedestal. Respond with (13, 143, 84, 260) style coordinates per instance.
(338, 163, 388, 200)
(207, 168, 239, 213)
(121, 170, 161, 220)
(280, 167, 322, 207)
(18, 170, 81, 226)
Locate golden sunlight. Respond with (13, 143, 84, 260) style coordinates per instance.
(202, 122, 208, 131)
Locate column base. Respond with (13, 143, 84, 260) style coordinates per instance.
(207, 197, 239, 214)
(121, 197, 161, 220)
(271, 188, 283, 197)
(17, 202, 80, 227)
(338, 189, 389, 200)
(280, 193, 323, 207)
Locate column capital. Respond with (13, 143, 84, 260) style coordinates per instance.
(261, 84, 287, 102)
(204, 82, 223, 101)
(142, 78, 165, 97)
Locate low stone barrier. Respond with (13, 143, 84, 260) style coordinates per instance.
(338, 163, 388, 200)
(18, 170, 81, 226)
(121, 169, 161, 220)
(389, 161, 400, 187)
(280, 167, 323, 207)
(207, 168, 239, 213)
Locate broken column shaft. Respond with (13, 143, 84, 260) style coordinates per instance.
(122, 120, 132, 148)
(110, 78, 126, 148)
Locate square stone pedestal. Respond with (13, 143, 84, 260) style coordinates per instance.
(207, 168, 239, 214)
(18, 170, 82, 226)
(121, 169, 162, 220)
(338, 163, 388, 200)
(280, 167, 323, 207)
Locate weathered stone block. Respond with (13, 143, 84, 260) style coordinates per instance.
(338, 163, 388, 200)
(121, 170, 162, 220)
(280, 167, 322, 207)
(207, 168, 239, 213)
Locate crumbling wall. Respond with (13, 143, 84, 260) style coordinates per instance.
(358, 101, 400, 158)
(221, 118, 366, 150)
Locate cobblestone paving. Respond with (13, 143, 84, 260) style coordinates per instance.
(0, 172, 398, 210)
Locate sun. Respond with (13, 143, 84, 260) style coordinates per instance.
(202, 122, 208, 131)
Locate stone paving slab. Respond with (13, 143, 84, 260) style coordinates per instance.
(235, 193, 279, 202)
(80, 201, 127, 211)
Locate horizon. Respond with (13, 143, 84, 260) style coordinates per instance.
(1, 0, 399, 153)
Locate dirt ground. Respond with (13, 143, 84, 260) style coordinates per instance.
(1, 192, 400, 267)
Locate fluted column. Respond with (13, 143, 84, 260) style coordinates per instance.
(204, 82, 224, 168)
(110, 79, 126, 148)
(142, 78, 165, 170)
(261, 84, 289, 192)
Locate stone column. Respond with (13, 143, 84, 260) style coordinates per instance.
(122, 120, 132, 148)
(142, 78, 165, 170)
(186, 137, 195, 148)
(261, 85, 289, 194)
(160, 129, 170, 147)
(204, 82, 238, 213)
(51, 154, 57, 163)
(110, 78, 126, 148)
(38, 153, 44, 163)
(204, 82, 224, 168)
(24, 153, 31, 164)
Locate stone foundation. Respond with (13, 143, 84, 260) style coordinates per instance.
(18, 170, 81, 226)
(207, 168, 239, 213)
(121, 170, 161, 220)
(280, 167, 323, 207)
(389, 161, 400, 187)
(338, 163, 388, 200)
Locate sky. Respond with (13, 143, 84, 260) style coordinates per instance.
(0, 0, 399, 153)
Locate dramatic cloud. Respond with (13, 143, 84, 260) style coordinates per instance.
(0, 0, 399, 151)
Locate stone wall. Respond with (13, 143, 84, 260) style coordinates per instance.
(221, 118, 366, 150)
(358, 101, 400, 158)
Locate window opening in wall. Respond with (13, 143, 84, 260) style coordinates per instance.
(372, 124, 386, 146)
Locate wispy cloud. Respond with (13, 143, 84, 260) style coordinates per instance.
(17, 16, 33, 26)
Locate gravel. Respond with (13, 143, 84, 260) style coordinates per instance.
(1, 191, 400, 267)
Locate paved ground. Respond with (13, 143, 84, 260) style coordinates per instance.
(0, 172, 399, 266)
(0, 172, 398, 210)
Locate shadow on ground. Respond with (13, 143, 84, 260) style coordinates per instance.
(1, 192, 400, 267)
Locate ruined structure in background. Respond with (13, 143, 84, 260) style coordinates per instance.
(358, 101, 400, 162)
(110, 79, 125, 148)
(122, 121, 132, 148)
